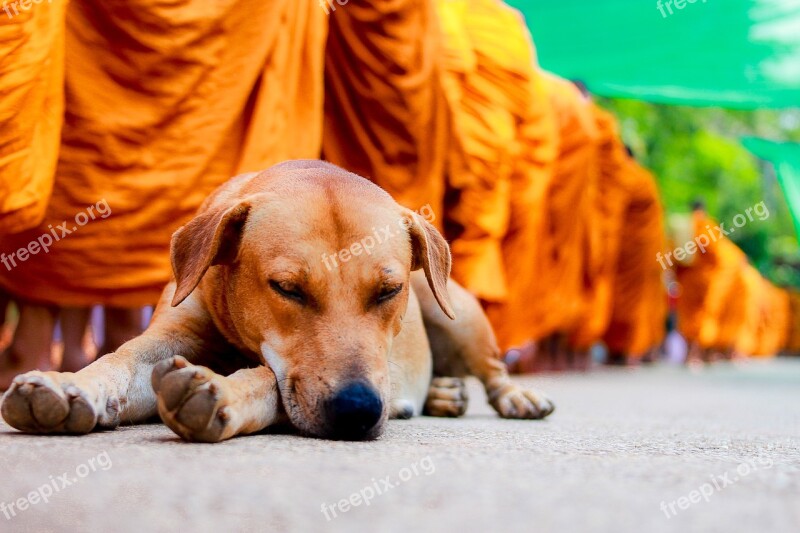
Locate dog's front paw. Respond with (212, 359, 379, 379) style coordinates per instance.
(488, 382, 554, 420)
(152, 356, 239, 443)
(1, 372, 119, 434)
(423, 377, 468, 417)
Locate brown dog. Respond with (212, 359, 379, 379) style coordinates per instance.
(1, 161, 553, 441)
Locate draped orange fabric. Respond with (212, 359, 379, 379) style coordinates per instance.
(676, 212, 746, 350)
(483, 64, 557, 350)
(569, 106, 631, 349)
(536, 74, 599, 338)
(430, 0, 559, 350)
(435, 0, 540, 303)
(733, 265, 764, 355)
(754, 283, 790, 357)
(786, 290, 800, 354)
(0, 0, 327, 306)
(673, 210, 792, 357)
(0, 1, 66, 234)
(695, 238, 746, 351)
(323, 0, 448, 219)
(602, 161, 667, 357)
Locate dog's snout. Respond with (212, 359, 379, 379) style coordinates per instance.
(326, 381, 383, 440)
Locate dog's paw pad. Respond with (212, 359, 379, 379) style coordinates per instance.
(153, 358, 236, 443)
(423, 377, 468, 417)
(489, 384, 554, 420)
(1, 372, 110, 434)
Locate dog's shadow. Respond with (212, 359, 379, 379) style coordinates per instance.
(145, 421, 303, 444)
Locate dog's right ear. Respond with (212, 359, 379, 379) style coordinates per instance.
(405, 210, 456, 320)
(170, 201, 251, 307)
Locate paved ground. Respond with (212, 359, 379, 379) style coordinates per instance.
(1, 358, 798, 533)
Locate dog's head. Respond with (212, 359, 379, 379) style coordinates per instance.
(169, 161, 454, 440)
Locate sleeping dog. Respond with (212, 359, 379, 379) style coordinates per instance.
(1, 160, 553, 441)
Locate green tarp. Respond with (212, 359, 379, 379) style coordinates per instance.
(507, 0, 800, 109)
(743, 138, 800, 238)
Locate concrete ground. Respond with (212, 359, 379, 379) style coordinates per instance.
(1, 358, 798, 533)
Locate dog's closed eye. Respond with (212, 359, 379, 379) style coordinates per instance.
(269, 280, 306, 304)
(376, 284, 403, 304)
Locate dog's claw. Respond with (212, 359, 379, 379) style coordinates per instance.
(153, 357, 238, 443)
(424, 377, 468, 417)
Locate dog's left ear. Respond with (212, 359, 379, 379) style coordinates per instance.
(170, 201, 252, 307)
(405, 210, 456, 320)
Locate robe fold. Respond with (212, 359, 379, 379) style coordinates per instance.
(536, 74, 599, 338)
(435, 0, 541, 304)
(0, 0, 67, 234)
(602, 161, 667, 357)
(569, 106, 630, 349)
(0, 0, 327, 306)
(323, 0, 448, 219)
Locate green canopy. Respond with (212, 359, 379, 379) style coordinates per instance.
(742, 138, 800, 238)
(507, 0, 800, 109)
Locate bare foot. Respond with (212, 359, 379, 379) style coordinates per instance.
(59, 307, 95, 372)
(100, 307, 145, 355)
(0, 303, 57, 390)
(503, 341, 538, 374)
(570, 348, 591, 371)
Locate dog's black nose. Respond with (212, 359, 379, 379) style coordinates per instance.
(326, 381, 383, 440)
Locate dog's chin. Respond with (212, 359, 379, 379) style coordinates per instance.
(284, 403, 386, 441)
(319, 421, 385, 441)
(289, 414, 386, 441)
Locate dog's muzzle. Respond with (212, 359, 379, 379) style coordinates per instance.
(325, 381, 383, 440)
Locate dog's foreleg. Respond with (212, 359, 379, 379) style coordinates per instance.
(2, 284, 211, 434)
(152, 358, 282, 442)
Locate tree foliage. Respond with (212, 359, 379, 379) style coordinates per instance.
(598, 98, 800, 287)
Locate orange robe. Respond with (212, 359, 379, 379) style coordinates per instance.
(484, 66, 557, 350)
(679, 230, 789, 358)
(0, 0, 327, 306)
(734, 265, 765, 355)
(755, 284, 790, 356)
(569, 106, 631, 349)
(785, 290, 800, 354)
(677, 210, 752, 352)
(695, 238, 746, 351)
(323, 0, 448, 218)
(0, 1, 67, 234)
(602, 161, 667, 357)
(435, 0, 541, 304)
(537, 74, 599, 339)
